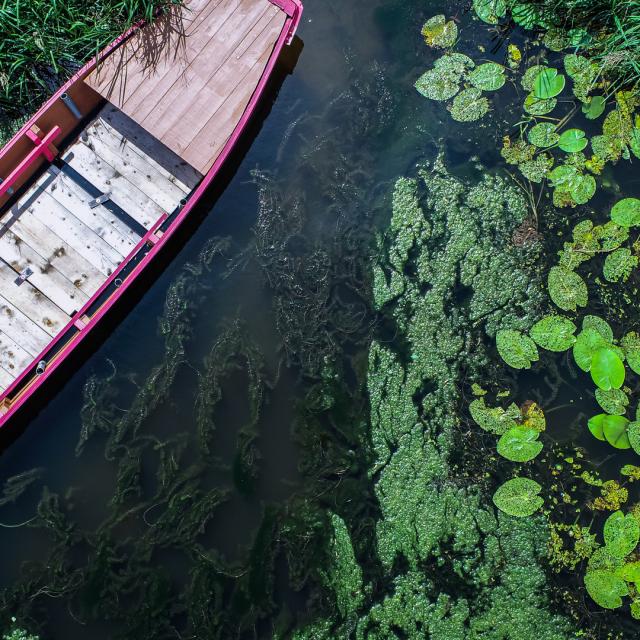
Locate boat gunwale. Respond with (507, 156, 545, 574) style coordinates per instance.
(0, 0, 303, 429)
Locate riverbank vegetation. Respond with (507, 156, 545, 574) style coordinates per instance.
(0, 0, 181, 143)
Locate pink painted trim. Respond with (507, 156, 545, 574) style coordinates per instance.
(0, 126, 62, 197)
(0, 2, 302, 428)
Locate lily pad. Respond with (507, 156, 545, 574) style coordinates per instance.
(450, 87, 489, 122)
(628, 421, 640, 455)
(604, 511, 640, 558)
(468, 62, 506, 91)
(603, 248, 638, 283)
(469, 398, 519, 435)
(473, 0, 507, 23)
(595, 388, 629, 416)
(523, 92, 557, 115)
(583, 315, 614, 342)
(497, 425, 543, 462)
(415, 67, 460, 101)
(570, 174, 596, 204)
(496, 329, 539, 369)
(521, 65, 547, 91)
(582, 96, 606, 120)
(533, 68, 565, 99)
(603, 415, 631, 448)
(574, 328, 609, 372)
(547, 266, 588, 311)
(584, 570, 628, 609)
(527, 122, 559, 148)
(421, 15, 458, 48)
(522, 402, 546, 431)
(511, 2, 540, 28)
(518, 154, 553, 182)
(621, 332, 640, 375)
(434, 53, 475, 75)
(564, 54, 598, 101)
(588, 413, 607, 441)
(492, 477, 544, 517)
(529, 315, 576, 351)
(558, 128, 588, 153)
(591, 347, 625, 391)
(611, 198, 640, 228)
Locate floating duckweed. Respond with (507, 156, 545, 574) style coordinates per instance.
(518, 153, 554, 182)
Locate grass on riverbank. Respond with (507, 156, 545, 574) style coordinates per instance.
(0, 0, 182, 142)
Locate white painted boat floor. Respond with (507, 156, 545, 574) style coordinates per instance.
(0, 105, 201, 391)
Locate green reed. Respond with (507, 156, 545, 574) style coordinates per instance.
(0, 0, 181, 130)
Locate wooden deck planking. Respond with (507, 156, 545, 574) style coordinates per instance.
(83, 119, 187, 212)
(0, 229, 89, 315)
(0, 262, 69, 337)
(0, 330, 35, 377)
(41, 170, 139, 257)
(99, 107, 202, 192)
(3, 211, 105, 297)
(85, 0, 286, 173)
(181, 12, 283, 167)
(143, 0, 276, 144)
(16, 189, 122, 276)
(62, 144, 165, 230)
(0, 297, 55, 356)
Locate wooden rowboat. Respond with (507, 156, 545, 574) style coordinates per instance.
(0, 0, 302, 430)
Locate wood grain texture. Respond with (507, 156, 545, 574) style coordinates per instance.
(85, 0, 286, 173)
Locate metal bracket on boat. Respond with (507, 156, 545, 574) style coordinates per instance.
(14, 267, 33, 286)
(89, 193, 111, 208)
(36, 360, 47, 375)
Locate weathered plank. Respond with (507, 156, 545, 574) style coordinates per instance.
(0, 261, 70, 337)
(40, 170, 138, 258)
(0, 229, 89, 315)
(62, 143, 165, 229)
(0, 330, 34, 377)
(83, 119, 186, 212)
(2, 209, 105, 296)
(99, 107, 201, 192)
(0, 296, 51, 357)
(20, 188, 122, 276)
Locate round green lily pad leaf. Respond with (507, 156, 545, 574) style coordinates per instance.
(434, 52, 475, 74)
(603, 248, 638, 283)
(511, 2, 540, 28)
(628, 421, 640, 454)
(604, 510, 640, 558)
(492, 477, 544, 517)
(621, 332, 640, 375)
(468, 62, 505, 91)
(421, 14, 458, 48)
(570, 174, 596, 204)
(497, 425, 543, 462)
(533, 68, 565, 99)
(529, 315, 576, 351)
(521, 65, 547, 91)
(588, 413, 607, 441)
(496, 329, 539, 369)
(573, 328, 609, 371)
(595, 387, 629, 415)
(601, 414, 630, 448)
(523, 92, 557, 115)
(558, 128, 588, 152)
(415, 68, 460, 101)
(582, 96, 606, 120)
(547, 265, 588, 311)
(450, 87, 489, 122)
(618, 561, 640, 583)
(527, 122, 559, 148)
(584, 570, 628, 609)
(611, 198, 640, 228)
(473, 0, 507, 23)
(591, 347, 625, 390)
(583, 315, 614, 342)
(469, 397, 519, 435)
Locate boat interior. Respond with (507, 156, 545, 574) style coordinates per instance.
(0, 0, 290, 396)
